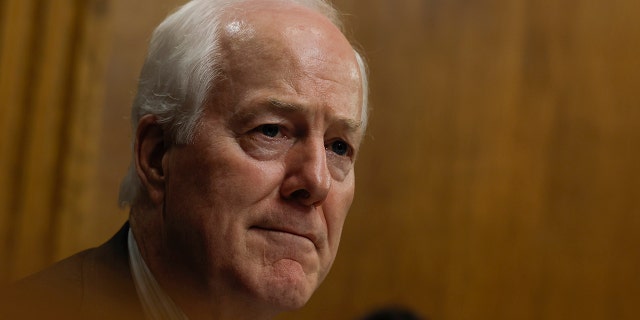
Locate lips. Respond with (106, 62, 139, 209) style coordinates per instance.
(250, 226, 319, 249)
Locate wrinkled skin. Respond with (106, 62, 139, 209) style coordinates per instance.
(131, 2, 364, 319)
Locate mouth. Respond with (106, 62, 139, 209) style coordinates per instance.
(250, 226, 318, 249)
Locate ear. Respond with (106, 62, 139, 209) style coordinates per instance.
(134, 115, 168, 205)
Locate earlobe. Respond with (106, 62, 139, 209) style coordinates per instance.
(134, 115, 168, 205)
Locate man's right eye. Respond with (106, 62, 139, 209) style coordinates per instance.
(258, 124, 280, 137)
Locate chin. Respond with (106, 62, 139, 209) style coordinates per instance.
(263, 284, 314, 311)
(256, 259, 320, 311)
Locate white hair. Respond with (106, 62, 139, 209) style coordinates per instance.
(118, 0, 369, 207)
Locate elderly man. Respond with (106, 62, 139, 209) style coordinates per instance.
(2, 0, 368, 319)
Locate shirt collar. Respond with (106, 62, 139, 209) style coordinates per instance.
(128, 227, 189, 320)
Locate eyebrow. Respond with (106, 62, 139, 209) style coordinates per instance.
(266, 99, 363, 132)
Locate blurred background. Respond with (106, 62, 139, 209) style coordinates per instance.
(1, 0, 639, 319)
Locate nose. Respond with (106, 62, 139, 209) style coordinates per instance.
(280, 137, 331, 207)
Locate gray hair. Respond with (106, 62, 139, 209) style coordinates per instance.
(118, 0, 369, 207)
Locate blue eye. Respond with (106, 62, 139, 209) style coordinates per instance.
(259, 124, 280, 137)
(329, 140, 350, 156)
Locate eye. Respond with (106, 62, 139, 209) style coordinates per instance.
(258, 124, 280, 137)
(328, 140, 351, 156)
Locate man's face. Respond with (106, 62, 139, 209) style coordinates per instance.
(157, 5, 364, 313)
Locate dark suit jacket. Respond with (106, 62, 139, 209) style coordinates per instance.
(0, 223, 145, 319)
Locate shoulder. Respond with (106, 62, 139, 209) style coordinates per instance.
(0, 249, 94, 319)
(0, 223, 142, 319)
(20, 248, 92, 288)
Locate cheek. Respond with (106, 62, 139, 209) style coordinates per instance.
(162, 144, 287, 265)
(324, 177, 355, 250)
(217, 160, 285, 208)
(168, 143, 283, 210)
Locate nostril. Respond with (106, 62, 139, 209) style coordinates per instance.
(291, 189, 311, 200)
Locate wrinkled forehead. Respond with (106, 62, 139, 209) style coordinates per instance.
(216, 2, 364, 117)
(220, 1, 360, 79)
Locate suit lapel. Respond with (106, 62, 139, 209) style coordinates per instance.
(80, 222, 145, 319)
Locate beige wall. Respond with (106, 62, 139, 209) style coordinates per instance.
(2, 0, 639, 319)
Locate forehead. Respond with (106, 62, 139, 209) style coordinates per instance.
(220, 2, 359, 76)
(214, 2, 364, 122)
